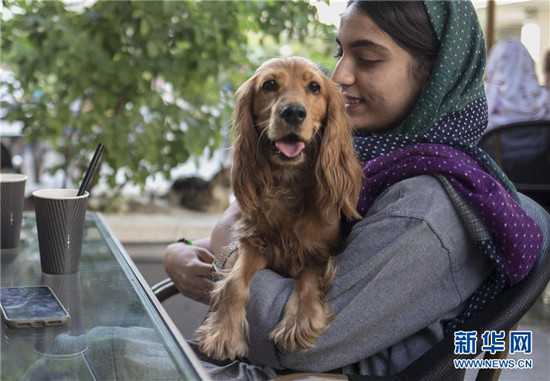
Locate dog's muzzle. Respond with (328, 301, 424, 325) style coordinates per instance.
(280, 103, 307, 126)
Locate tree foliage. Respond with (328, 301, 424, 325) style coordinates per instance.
(1, 0, 335, 189)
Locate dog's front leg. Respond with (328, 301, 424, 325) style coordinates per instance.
(270, 258, 334, 352)
(196, 241, 266, 361)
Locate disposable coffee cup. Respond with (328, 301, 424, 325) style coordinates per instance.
(33, 189, 89, 274)
(1, 174, 27, 249)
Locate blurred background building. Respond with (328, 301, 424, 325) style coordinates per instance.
(475, 0, 549, 80)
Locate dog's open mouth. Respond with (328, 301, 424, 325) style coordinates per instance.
(273, 134, 306, 159)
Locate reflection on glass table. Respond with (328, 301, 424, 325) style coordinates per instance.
(1, 213, 209, 381)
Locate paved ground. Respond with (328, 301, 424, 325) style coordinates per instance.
(106, 211, 550, 380)
(102, 211, 222, 248)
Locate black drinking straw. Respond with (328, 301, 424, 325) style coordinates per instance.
(77, 143, 104, 196)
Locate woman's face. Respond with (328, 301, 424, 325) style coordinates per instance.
(332, 6, 427, 132)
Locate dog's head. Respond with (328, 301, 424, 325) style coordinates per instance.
(239, 57, 330, 166)
(232, 57, 362, 218)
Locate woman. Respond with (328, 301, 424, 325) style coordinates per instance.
(164, 1, 548, 379)
(485, 39, 550, 133)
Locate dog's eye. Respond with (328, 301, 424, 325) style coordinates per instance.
(262, 79, 278, 92)
(308, 81, 321, 94)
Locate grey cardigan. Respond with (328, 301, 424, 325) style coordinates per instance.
(197, 175, 546, 380)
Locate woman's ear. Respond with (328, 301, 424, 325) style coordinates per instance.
(231, 77, 262, 215)
(315, 79, 363, 220)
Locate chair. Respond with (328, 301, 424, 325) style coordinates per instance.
(480, 120, 550, 209)
(152, 277, 180, 302)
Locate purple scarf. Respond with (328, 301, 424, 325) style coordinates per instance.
(357, 143, 542, 285)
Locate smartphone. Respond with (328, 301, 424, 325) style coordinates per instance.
(0, 286, 70, 328)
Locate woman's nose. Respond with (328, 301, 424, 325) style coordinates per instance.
(331, 58, 354, 87)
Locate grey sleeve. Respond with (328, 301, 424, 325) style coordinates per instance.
(245, 212, 464, 372)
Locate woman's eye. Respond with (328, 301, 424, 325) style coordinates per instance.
(358, 58, 382, 67)
(262, 79, 278, 92)
(308, 81, 321, 94)
(334, 47, 343, 59)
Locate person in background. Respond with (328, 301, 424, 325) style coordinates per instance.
(485, 39, 550, 133)
(483, 40, 550, 184)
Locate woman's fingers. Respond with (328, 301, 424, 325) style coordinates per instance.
(174, 283, 208, 304)
(190, 257, 214, 276)
(174, 272, 214, 305)
(195, 247, 215, 264)
(193, 276, 215, 294)
(162, 242, 217, 305)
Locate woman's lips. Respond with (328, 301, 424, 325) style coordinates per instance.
(344, 95, 365, 112)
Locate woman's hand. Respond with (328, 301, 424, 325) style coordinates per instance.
(163, 239, 215, 305)
(163, 202, 241, 305)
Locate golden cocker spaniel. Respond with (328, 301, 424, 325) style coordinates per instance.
(196, 57, 363, 360)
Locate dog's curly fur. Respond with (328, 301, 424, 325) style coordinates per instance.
(196, 57, 363, 360)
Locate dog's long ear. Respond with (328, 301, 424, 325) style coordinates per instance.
(314, 79, 363, 220)
(231, 76, 262, 215)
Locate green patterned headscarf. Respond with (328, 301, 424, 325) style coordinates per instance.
(398, 1, 487, 135)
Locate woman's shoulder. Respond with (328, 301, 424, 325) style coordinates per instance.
(361, 175, 470, 252)
(354, 175, 489, 302)
(368, 175, 456, 222)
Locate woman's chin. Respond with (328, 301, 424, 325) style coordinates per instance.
(349, 117, 380, 132)
(347, 113, 396, 133)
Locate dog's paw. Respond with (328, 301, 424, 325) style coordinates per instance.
(270, 311, 329, 352)
(196, 315, 248, 361)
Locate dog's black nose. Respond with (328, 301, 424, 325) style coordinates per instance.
(280, 104, 307, 125)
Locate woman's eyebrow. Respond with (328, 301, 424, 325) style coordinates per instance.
(349, 39, 390, 55)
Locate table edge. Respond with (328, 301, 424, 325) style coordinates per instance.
(92, 212, 212, 381)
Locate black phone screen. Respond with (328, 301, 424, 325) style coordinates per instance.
(0, 287, 68, 321)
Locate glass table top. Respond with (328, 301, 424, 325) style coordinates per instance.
(1, 212, 208, 381)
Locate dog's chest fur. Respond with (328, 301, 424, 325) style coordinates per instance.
(239, 180, 340, 278)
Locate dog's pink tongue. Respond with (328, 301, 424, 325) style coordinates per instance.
(275, 141, 305, 158)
